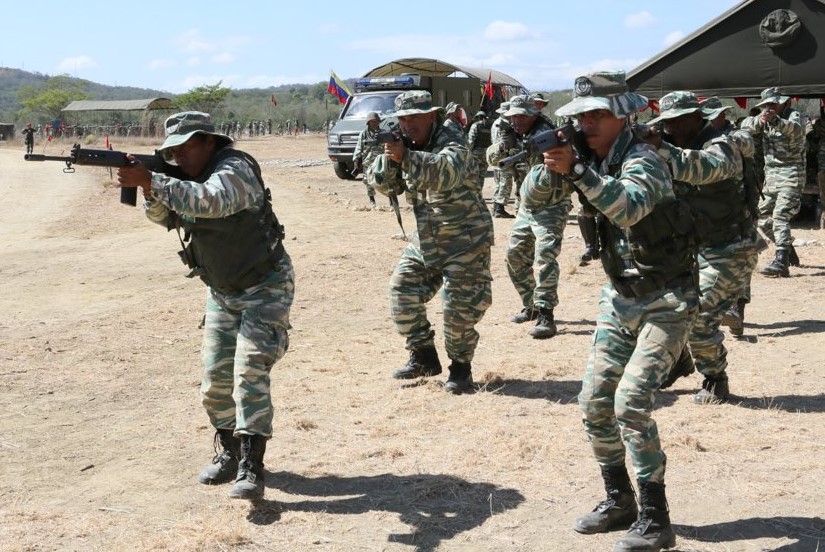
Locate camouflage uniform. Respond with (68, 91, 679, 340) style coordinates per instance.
(652, 92, 761, 401)
(144, 116, 293, 440)
(367, 93, 493, 371)
(488, 104, 517, 209)
(740, 89, 805, 253)
(467, 113, 491, 190)
(488, 96, 573, 331)
(556, 75, 696, 552)
(352, 120, 384, 203)
(812, 112, 825, 227)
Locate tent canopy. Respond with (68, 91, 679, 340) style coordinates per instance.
(628, 0, 825, 99)
(363, 58, 526, 90)
(62, 98, 173, 112)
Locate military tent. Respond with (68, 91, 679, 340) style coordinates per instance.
(627, 0, 825, 99)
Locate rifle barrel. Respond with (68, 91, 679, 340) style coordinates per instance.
(24, 153, 72, 162)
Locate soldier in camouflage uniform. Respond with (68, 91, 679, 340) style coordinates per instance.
(444, 102, 467, 134)
(529, 91, 550, 115)
(487, 96, 573, 339)
(366, 91, 493, 395)
(644, 92, 762, 404)
(487, 102, 517, 218)
(352, 112, 384, 207)
(117, 111, 293, 501)
(741, 87, 806, 277)
(812, 104, 825, 228)
(546, 72, 698, 552)
(467, 111, 492, 190)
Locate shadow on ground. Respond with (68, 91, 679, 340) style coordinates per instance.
(675, 515, 825, 552)
(748, 318, 825, 338)
(250, 471, 525, 551)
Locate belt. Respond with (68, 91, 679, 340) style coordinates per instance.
(611, 272, 694, 299)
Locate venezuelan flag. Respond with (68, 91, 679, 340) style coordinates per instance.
(328, 70, 352, 104)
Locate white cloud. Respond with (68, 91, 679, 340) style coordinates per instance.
(147, 59, 175, 71)
(211, 53, 235, 64)
(56, 55, 97, 72)
(176, 29, 213, 53)
(663, 31, 686, 47)
(483, 21, 537, 41)
(624, 11, 658, 29)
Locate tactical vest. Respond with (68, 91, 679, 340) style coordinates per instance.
(473, 126, 492, 150)
(671, 125, 751, 247)
(173, 147, 285, 294)
(596, 136, 697, 298)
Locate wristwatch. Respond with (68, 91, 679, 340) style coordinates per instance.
(569, 159, 587, 181)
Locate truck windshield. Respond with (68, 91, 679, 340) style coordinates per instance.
(342, 93, 401, 120)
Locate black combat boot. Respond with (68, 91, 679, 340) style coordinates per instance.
(574, 465, 638, 534)
(198, 429, 240, 485)
(660, 345, 695, 390)
(444, 361, 474, 395)
(693, 373, 730, 404)
(528, 308, 557, 339)
(228, 434, 267, 500)
(759, 249, 789, 277)
(788, 244, 800, 267)
(392, 346, 442, 379)
(613, 480, 676, 552)
(578, 214, 600, 265)
(721, 298, 746, 337)
(511, 306, 538, 324)
(493, 203, 516, 219)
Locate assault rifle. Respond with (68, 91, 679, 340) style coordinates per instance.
(24, 144, 178, 206)
(498, 123, 575, 168)
(362, 124, 408, 239)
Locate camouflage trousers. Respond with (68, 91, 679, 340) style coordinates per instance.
(471, 149, 489, 191)
(690, 246, 759, 378)
(201, 254, 295, 438)
(491, 167, 515, 206)
(579, 283, 698, 483)
(362, 176, 375, 200)
(758, 167, 803, 249)
(506, 200, 572, 311)
(389, 237, 492, 363)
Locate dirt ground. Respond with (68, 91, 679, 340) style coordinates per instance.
(1, 133, 824, 552)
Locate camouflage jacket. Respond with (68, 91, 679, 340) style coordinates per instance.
(366, 121, 493, 267)
(741, 107, 805, 171)
(657, 126, 741, 186)
(352, 126, 384, 172)
(144, 149, 266, 225)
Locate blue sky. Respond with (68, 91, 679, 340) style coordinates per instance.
(6, 0, 740, 94)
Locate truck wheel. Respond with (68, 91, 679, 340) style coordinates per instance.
(334, 161, 355, 180)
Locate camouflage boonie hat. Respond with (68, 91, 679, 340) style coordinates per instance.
(529, 92, 549, 104)
(158, 111, 233, 153)
(504, 95, 540, 117)
(699, 96, 732, 120)
(445, 101, 461, 114)
(555, 70, 648, 118)
(394, 91, 443, 117)
(495, 101, 511, 115)
(756, 86, 790, 107)
(647, 91, 703, 124)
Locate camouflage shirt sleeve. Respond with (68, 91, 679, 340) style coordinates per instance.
(727, 129, 755, 159)
(147, 154, 264, 220)
(572, 131, 674, 228)
(657, 136, 740, 185)
(400, 135, 470, 193)
(353, 130, 365, 163)
(365, 153, 403, 196)
(521, 165, 572, 209)
(467, 122, 479, 150)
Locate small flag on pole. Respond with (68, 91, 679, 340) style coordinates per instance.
(328, 70, 352, 104)
(484, 71, 494, 100)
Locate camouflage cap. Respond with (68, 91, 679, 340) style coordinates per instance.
(555, 70, 648, 118)
(495, 101, 511, 115)
(756, 86, 790, 107)
(647, 91, 703, 124)
(473, 110, 487, 120)
(529, 92, 549, 104)
(158, 111, 233, 153)
(504, 95, 540, 117)
(394, 90, 443, 117)
(699, 96, 732, 120)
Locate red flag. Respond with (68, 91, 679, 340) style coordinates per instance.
(270, 94, 277, 107)
(734, 97, 747, 109)
(483, 71, 494, 100)
(647, 99, 660, 113)
(105, 134, 110, 150)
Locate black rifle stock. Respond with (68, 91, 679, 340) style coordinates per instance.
(497, 123, 575, 168)
(25, 144, 174, 206)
